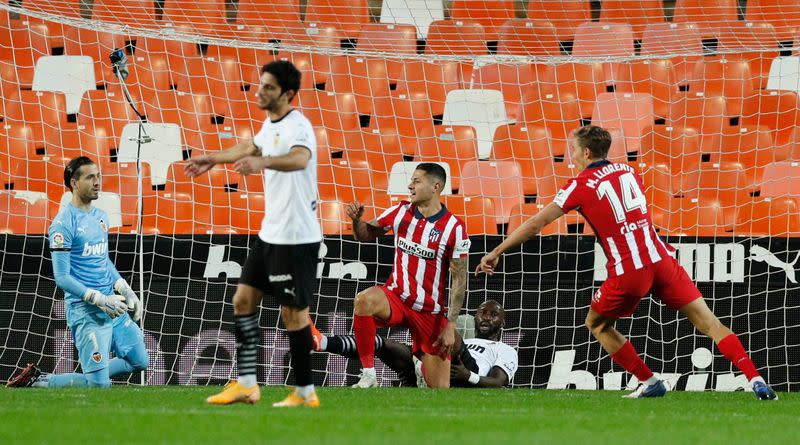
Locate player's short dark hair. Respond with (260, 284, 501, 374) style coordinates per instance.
(573, 125, 612, 159)
(415, 162, 447, 187)
(261, 60, 302, 102)
(64, 156, 95, 191)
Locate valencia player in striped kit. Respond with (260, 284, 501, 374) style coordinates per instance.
(477, 125, 777, 400)
(347, 163, 470, 388)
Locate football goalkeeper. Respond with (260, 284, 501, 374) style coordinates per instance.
(6, 157, 148, 388)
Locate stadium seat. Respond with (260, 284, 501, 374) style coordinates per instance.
(668, 93, 731, 152)
(100, 161, 154, 227)
(518, 90, 582, 157)
(379, 0, 444, 39)
(640, 23, 703, 86)
(77, 89, 141, 141)
(5, 22, 62, 88)
(745, 0, 800, 42)
(689, 59, 756, 115)
(58, 191, 123, 228)
(137, 30, 202, 60)
(472, 63, 539, 120)
(93, 0, 159, 27)
(460, 160, 523, 224)
(491, 124, 551, 195)
(740, 90, 800, 151)
(718, 21, 780, 89)
(679, 161, 756, 207)
(233, 0, 302, 38)
(590, 92, 655, 156)
(328, 56, 393, 114)
(117, 123, 183, 185)
(395, 60, 461, 118)
(714, 126, 774, 172)
(318, 200, 350, 235)
(425, 19, 487, 56)
(161, 0, 228, 36)
(615, 59, 680, 120)
(508, 203, 583, 235)
(173, 55, 248, 95)
(63, 27, 126, 87)
(273, 51, 331, 91)
(32, 55, 96, 114)
(302, 91, 362, 151)
(305, 0, 371, 39)
(415, 125, 479, 191)
(356, 23, 417, 81)
(442, 89, 510, 159)
(534, 161, 579, 202)
(572, 22, 635, 82)
(4, 90, 75, 152)
(733, 197, 800, 236)
(673, 0, 738, 38)
(537, 62, 605, 119)
(526, 0, 592, 42)
(496, 19, 560, 57)
(760, 161, 800, 198)
(442, 195, 498, 235)
(599, 0, 665, 40)
(213, 191, 264, 233)
(0, 190, 49, 234)
(639, 125, 702, 174)
(0, 125, 38, 163)
(638, 161, 682, 206)
(387, 161, 452, 195)
(75, 126, 114, 161)
(142, 192, 212, 234)
(450, 1, 516, 42)
(370, 92, 434, 155)
(661, 197, 733, 236)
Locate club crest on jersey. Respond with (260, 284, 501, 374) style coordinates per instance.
(92, 352, 102, 363)
(428, 228, 442, 243)
(51, 232, 64, 249)
(99, 219, 108, 232)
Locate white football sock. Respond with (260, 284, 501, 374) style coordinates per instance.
(750, 376, 766, 385)
(644, 376, 661, 386)
(296, 384, 315, 398)
(238, 374, 257, 387)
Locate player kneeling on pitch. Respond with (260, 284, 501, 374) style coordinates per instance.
(310, 299, 517, 387)
(476, 125, 777, 400)
(7, 156, 149, 388)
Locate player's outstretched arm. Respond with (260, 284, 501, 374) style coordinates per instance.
(347, 201, 388, 242)
(476, 203, 564, 276)
(235, 146, 311, 174)
(184, 139, 259, 177)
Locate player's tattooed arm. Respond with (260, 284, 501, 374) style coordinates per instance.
(347, 201, 388, 242)
(448, 257, 468, 324)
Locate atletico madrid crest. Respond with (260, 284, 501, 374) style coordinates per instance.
(428, 228, 442, 243)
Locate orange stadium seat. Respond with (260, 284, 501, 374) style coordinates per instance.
(100, 161, 154, 227)
(233, 0, 302, 39)
(173, 55, 248, 95)
(318, 200, 350, 234)
(395, 60, 461, 118)
(638, 161, 682, 208)
(535, 161, 578, 202)
(673, 0, 738, 38)
(328, 56, 393, 114)
(0, 191, 49, 234)
(161, 0, 228, 36)
(680, 161, 756, 207)
(573, 22, 635, 83)
(370, 92, 434, 155)
(537, 62, 605, 119)
(496, 19, 561, 56)
(661, 197, 733, 236)
(733, 197, 800, 236)
(527, 0, 592, 42)
(599, 0, 665, 40)
(714, 126, 774, 171)
(615, 59, 680, 120)
(93, 0, 159, 27)
(356, 23, 417, 81)
(305, 0, 371, 38)
(508, 203, 582, 235)
(143, 192, 212, 234)
(689, 59, 756, 115)
(0, 125, 39, 163)
(4, 90, 75, 152)
(668, 93, 731, 152)
(460, 160, 524, 223)
(472, 63, 539, 120)
(443, 195, 498, 235)
(718, 21, 780, 89)
(518, 90, 582, 157)
(640, 23, 703, 86)
(77, 89, 140, 140)
(137, 30, 202, 60)
(450, 1, 516, 42)
(760, 161, 800, 198)
(229, 191, 265, 233)
(75, 126, 114, 161)
(415, 125, 479, 191)
(590, 92, 655, 155)
(491, 124, 551, 195)
(63, 27, 127, 88)
(639, 125, 702, 174)
(741, 90, 800, 152)
(745, 0, 800, 42)
(425, 19, 487, 56)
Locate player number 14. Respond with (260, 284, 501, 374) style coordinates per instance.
(596, 172, 648, 223)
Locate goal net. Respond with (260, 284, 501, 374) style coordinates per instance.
(1, 0, 799, 391)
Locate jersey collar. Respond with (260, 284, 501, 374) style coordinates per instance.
(586, 159, 611, 170)
(413, 204, 448, 223)
(270, 108, 295, 124)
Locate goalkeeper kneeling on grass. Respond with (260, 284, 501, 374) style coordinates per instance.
(6, 156, 149, 388)
(310, 300, 518, 387)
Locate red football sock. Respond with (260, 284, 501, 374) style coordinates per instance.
(353, 315, 376, 369)
(610, 340, 654, 382)
(717, 333, 760, 380)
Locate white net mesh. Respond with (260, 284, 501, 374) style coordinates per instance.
(1, 0, 799, 390)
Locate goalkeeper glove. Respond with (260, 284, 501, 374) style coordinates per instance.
(114, 278, 143, 322)
(83, 289, 128, 318)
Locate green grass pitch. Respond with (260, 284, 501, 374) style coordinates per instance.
(0, 387, 794, 445)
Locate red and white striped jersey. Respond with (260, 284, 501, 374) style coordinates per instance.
(376, 201, 471, 314)
(553, 160, 674, 278)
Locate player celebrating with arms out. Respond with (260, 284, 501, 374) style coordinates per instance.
(186, 60, 321, 407)
(476, 125, 777, 400)
(347, 163, 470, 388)
(7, 156, 148, 388)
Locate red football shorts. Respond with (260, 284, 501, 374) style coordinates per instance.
(376, 286, 449, 356)
(591, 256, 703, 318)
